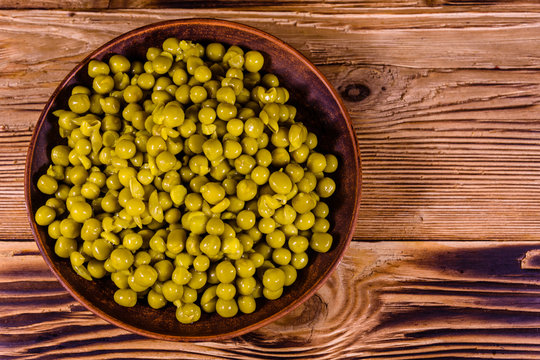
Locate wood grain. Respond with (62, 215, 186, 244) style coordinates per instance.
(3, 4, 540, 360)
(3, 240, 540, 359)
(1, 9, 540, 240)
(2, 0, 540, 10)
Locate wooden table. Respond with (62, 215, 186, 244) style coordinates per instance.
(2, 1, 540, 359)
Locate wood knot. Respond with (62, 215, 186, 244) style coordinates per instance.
(520, 249, 540, 269)
(340, 83, 370, 102)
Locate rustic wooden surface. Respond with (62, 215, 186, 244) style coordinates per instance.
(1, 2, 540, 359)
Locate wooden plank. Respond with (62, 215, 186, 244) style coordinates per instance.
(0, 9, 538, 69)
(1, 10, 540, 240)
(2, 0, 540, 11)
(0, 0, 110, 9)
(2, 240, 540, 359)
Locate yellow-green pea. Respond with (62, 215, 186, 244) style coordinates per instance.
(310, 232, 333, 253)
(35, 205, 56, 226)
(114, 288, 137, 307)
(162, 280, 184, 302)
(54, 236, 77, 258)
(148, 289, 167, 309)
(316, 177, 336, 198)
(215, 298, 238, 318)
(37, 174, 58, 195)
(176, 303, 201, 324)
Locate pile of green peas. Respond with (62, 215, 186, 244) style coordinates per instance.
(34, 38, 338, 323)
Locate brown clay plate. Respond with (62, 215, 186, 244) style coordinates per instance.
(25, 18, 361, 341)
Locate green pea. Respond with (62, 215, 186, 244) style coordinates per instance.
(50, 145, 71, 167)
(234, 276, 255, 296)
(162, 280, 184, 302)
(216, 103, 237, 121)
(147, 289, 167, 309)
(172, 67, 188, 85)
(37, 174, 58, 195)
(133, 251, 151, 267)
(109, 55, 131, 74)
(110, 248, 134, 271)
(244, 50, 264, 73)
(193, 254, 210, 272)
(70, 201, 93, 223)
(273, 204, 297, 225)
(216, 298, 238, 318)
(172, 265, 192, 286)
(236, 210, 256, 230)
(176, 303, 201, 324)
(206, 42, 226, 62)
(81, 218, 102, 241)
(263, 287, 283, 300)
(152, 55, 173, 74)
(297, 172, 317, 193)
(68, 94, 91, 114)
(155, 151, 177, 172)
(272, 247, 291, 266)
(123, 85, 144, 103)
(280, 264, 297, 287)
(60, 218, 81, 238)
(266, 230, 286, 248)
(236, 179, 258, 201)
(93, 75, 115, 94)
(91, 238, 112, 261)
(235, 258, 256, 278)
(226, 118, 243, 136)
(215, 283, 235, 301)
(291, 251, 309, 270)
(188, 270, 207, 290)
(215, 260, 236, 284)
(291, 144, 310, 164)
(324, 154, 338, 173)
(114, 288, 137, 307)
(294, 211, 315, 231)
(189, 85, 207, 103)
(47, 220, 62, 239)
(133, 264, 158, 288)
(88, 60, 110, 78)
(234, 154, 256, 175)
(87, 259, 107, 278)
(262, 268, 285, 291)
(310, 232, 333, 253)
(316, 177, 336, 198)
(200, 234, 221, 257)
(241, 137, 259, 156)
(54, 236, 77, 258)
(205, 218, 225, 236)
(223, 140, 242, 160)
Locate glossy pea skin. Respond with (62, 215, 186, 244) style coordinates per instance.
(109, 55, 131, 74)
(54, 236, 77, 258)
(51, 145, 71, 167)
(147, 289, 167, 309)
(216, 261, 236, 283)
(114, 288, 137, 307)
(310, 232, 333, 253)
(176, 303, 201, 324)
(244, 51, 264, 73)
(110, 248, 134, 271)
(68, 94, 91, 114)
(262, 268, 285, 292)
(216, 298, 238, 318)
(34, 205, 56, 226)
(316, 177, 336, 198)
(133, 264, 158, 288)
